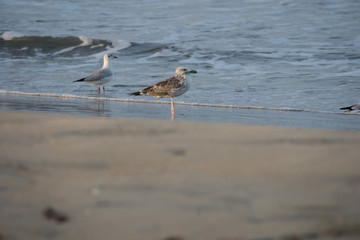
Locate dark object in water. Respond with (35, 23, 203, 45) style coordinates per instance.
(340, 103, 360, 111)
(43, 206, 69, 224)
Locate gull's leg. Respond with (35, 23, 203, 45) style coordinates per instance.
(103, 85, 105, 94)
(171, 98, 175, 116)
(98, 86, 100, 93)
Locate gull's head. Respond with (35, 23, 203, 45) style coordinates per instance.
(104, 53, 118, 61)
(175, 67, 197, 77)
(103, 53, 118, 68)
(103, 53, 117, 68)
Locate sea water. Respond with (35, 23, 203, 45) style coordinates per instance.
(0, 0, 359, 127)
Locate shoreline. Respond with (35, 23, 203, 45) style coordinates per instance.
(1, 93, 359, 131)
(1, 111, 360, 240)
(2, 89, 359, 115)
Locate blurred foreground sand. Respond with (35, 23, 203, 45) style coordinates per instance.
(0, 111, 360, 240)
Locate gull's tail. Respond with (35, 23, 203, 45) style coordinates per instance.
(128, 86, 152, 96)
(128, 91, 141, 96)
(74, 78, 85, 82)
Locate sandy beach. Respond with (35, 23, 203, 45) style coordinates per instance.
(1, 110, 360, 240)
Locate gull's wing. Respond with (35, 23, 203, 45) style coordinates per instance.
(84, 68, 112, 82)
(140, 76, 183, 96)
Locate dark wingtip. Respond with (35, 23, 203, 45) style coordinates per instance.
(340, 106, 352, 111)
(128, 91, 141, 96)
(190, 70, 197, 74)
(74, 78, 85, 82)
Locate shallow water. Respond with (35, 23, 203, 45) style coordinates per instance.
(2, 93, 360, 131)
(1, 0, 360, 124)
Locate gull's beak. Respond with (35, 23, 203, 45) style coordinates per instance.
(189, 70, 197, 74)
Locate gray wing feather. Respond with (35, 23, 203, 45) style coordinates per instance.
(85, 69, 112, 82)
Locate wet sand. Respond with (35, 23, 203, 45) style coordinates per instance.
(1, 93, 360, 131)
(0, 111, 360, 240)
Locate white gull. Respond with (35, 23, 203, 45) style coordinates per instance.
(74, 53, 117, 93)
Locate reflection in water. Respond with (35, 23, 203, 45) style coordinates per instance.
(84, 99, 110, 117)
(0, 94, 113, 118)
(97, 100, 105, 116)
(170, 113, 186, 121)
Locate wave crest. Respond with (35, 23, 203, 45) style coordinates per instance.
(0, 31, 130, 57)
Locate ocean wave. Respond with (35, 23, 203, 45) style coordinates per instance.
(0, 31, 256, 68)
(1, 90, 357, 115)
(0, 31, 130, 58)
(118, 42, 173, 57)
(0, 31, 25, 40)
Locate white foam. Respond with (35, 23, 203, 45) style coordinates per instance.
(92, 39, 131, 59)
(90, 44, 104, 49)
(52, 36, 93, 55)
(50, 36, 130, 57)
(0, 31, 25, 40)
(111, 39, 131, 52)
(79, 36, 93, 46)
(147, 49, 180, 58)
